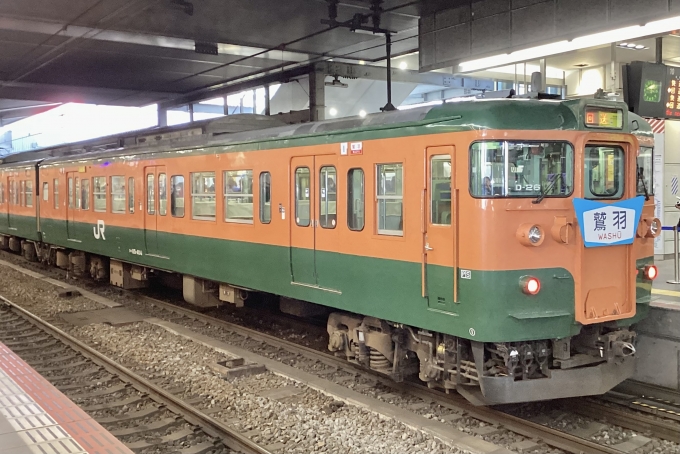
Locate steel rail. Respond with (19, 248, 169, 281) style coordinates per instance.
(129, 292, 626, 454)
(0, 294, 271, 454)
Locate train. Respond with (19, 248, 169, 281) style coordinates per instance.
(0, 98, 660, 405)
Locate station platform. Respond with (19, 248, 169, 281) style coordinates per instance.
(0, 342, 132, 454)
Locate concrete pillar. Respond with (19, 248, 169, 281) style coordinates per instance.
(157, 107, 168, 127)
(309, 67, 326, 122)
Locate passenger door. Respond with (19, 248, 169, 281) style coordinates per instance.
(290, 156, 316, 285)
(314, 155, 339, 291)
(424, 146, 457, 312)
(144, 166, 167, 257)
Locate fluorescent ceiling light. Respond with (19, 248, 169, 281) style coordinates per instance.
(458, 16, 680, 72)
(329, 107, 338, 116)
(399, 61, 408, 70)
(359, 110, 367, 118)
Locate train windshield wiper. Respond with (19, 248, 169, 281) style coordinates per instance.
(532, 173, 563, 204)
(637, 166, 650, 201)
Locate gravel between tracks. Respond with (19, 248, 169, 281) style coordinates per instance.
(0, 263, 464, 454)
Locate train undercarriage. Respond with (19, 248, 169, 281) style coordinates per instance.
(3, 235, 639, 405)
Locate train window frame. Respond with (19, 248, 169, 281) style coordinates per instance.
(319, 166, 337, 229)
(295, 167, 311, 227)
(53, 179, 59, 209)
(347, 168, 365, 232)
(224, 170, 254, 224)
(468, 140, 575, 200)
(146, 174, 155, 215)
(159, 173, 167, 216)
(81, 179, 90, 210)
(376, 163, 403, 236)
(191, 171, 216, 221)
(128, 177, 134, 213)
(637, 146, 654, 197)
(25, 180, 33, 207)
(430, 156, 452, 226)
(171, 175, 185, 218)
(93, 177, 107, 212)
(585, 145, 625, 200)
(111, 176, 126, 214)
(259, 172, 271, 224)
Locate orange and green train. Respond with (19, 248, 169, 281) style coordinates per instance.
(0, 98, 660, 404)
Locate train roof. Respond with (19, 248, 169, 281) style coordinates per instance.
(1, 97, 632, 169)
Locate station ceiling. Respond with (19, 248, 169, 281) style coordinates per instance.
(0, 0, 420, 115)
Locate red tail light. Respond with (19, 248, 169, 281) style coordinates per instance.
(644, 265, 658, 280)
(521, 276, 541, 295)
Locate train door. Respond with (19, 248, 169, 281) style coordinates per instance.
(290, 156, 316, 285)
(144, 166, 167, 257)
(424, 146, 457, 312)
(314, 155, 339, 290)
(66, 172, 77, 240)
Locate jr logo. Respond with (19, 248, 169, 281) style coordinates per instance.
(93, 220, 106, 240)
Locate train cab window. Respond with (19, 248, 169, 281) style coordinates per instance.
(585, 145, 624, 199)
(146, 174, 155, 215)
(128, 177, 134, 213)
(53, 179, 59, 209)
(224, 170, 253, 223)
(259, 172, 271, 224)
(470, 141, 573, 199)
(295, 167, 311, 227)
(159, 173, 167, 216)
(42, 183, 48, 202)
(111, 176, 126, 214)
(637, 147, 654, 196)
(93, 177, 107, 212)
(319, 166, 337, 229)
(347, 169, 364, 231)
(431, 157, 452, 225)
(81, 179, 90, 210)
(377, 164, 403, 236)
(171, 175, 185, 217)
(191, 172, 216, 220)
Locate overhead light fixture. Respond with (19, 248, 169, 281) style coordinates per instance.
(329, 107, 338, 116)
(359, 110, 367, 118)
(359, 60, 366, 65)
(399, 61, 408, 70)
(325, 75, 348, 88)
(458, 16, 680, 72)
(616, 42, 649, 50)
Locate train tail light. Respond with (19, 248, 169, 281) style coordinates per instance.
(520, 276, 541, 295)
(644, 265, 658, 280)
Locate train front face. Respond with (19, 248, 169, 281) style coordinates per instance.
(464, 103, 659, 404)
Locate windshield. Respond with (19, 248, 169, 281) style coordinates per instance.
(637, 146, 654, 196)
(584, 145, 625, 199)
(470, 141, 574, 198)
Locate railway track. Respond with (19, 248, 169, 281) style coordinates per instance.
(126, 292, 630, 454)
(0, 294, 271, 454)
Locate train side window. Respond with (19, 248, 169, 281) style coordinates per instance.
(224, 170, 253, 223)
(42, 183, 48, 202)
(259, 172, 271, 224)
(111, 176, 126, 214)
(319, 166, 337, 229)
(348, 168, 364, 231)
(128, 177, 134, 213)
(81, 179, 90, 210)
(431, 156, 452, 225)
(377, 163, 403, 236)
(159, 173, 167, 216)
(11, 181, 17, 205)
(191, 172, 216, 220)
(295, 167, 311, 227)
(74, 178, 80, 209)
(68, 179, 74, 209)
(53, 179, 59, 209)
(0, 183, 4, 204)
(25, 181, 33, 207)
(147, 174, 155, 215)
(171, 175, 185, 217)
(93, 177, 107, 212)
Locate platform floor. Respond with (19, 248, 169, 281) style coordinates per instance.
(0, 342, 132, 454)
(651, 258, 680, 309)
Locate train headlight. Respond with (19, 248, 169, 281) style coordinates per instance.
(516, 224, 544, 247)
(644, 265, 658, 280)
(520, 276, 541, 295)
